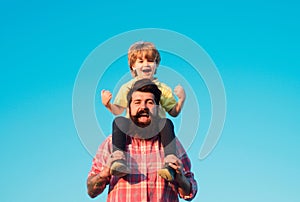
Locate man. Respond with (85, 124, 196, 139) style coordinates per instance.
(87, 79, 197, 201)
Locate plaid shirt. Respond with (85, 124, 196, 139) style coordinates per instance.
(88, 135, 197, 202)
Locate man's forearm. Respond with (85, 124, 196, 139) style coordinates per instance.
(87, 173, 110, 198)
(176, 173, 191, 196)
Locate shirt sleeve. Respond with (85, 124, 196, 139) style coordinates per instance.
(113, 81, 133, 108)
(175, 139, 198, 200)
(88, 136, 113, 178)
(158, 82, 177, 113)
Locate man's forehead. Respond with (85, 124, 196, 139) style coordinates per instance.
(131, 91, 155, 100)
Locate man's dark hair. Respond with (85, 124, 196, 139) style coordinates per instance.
(127, 79, 162, 106)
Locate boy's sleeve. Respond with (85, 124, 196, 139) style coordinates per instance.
(113, 83, 131, 108)
(159, 84, 177, 112)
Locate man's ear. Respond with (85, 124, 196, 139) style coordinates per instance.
(131, 70, 137, 78)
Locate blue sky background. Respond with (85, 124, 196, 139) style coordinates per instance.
(1, 0, 299, 201)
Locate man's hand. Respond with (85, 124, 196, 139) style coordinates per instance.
(106, 151, 126, 168)
(174, 85, 186, 102)
(101, 150, 126, 177)
(164, 154, 191, 195)
(101, 90, 112, 107)
(164, 154, 184, 177)
(87, 150, 127, 198)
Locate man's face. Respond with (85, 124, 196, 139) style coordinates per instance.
(132, 54, 157, 80)
(129, 91, 157, 127)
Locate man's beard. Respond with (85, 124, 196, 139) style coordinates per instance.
(128, 108, 161, 139)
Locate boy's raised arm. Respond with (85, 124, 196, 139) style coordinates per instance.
(168, 85, 186, 117)
(101, 90, 125, 115)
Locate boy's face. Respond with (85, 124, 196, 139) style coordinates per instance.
(132, 54, 157, 79)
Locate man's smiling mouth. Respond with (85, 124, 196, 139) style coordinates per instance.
(138, 113, 149, 118)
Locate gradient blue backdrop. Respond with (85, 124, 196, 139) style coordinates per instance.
(1, 0, 299, 201)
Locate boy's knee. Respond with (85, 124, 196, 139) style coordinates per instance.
(113, 116, 128, 124)
(113, 116, 129, 131)
(160, 118, 174, 130)
(165, 118, 174, 127)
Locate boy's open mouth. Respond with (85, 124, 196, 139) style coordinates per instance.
(142, 68, 151, 73)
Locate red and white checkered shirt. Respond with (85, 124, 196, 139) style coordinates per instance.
(88, 135, 198, 202)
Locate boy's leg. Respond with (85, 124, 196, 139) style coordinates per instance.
(160, 118, 176, 156)
(158, 118, 177, 181)
(111, 117, 130, 177)
(112, 116, 129, 152)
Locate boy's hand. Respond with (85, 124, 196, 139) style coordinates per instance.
(101, 90, 112, 107)
(174, 85, 186, 101)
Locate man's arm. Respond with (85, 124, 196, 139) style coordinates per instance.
(164, 154, 191, 196)
(87, 149, 112, 198)
(164, 149, 197, 200)
(87, 170, 110, 198)
(175, 171, 192, 196)
(87, 138, 126, 198)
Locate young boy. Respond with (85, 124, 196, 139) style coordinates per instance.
(101, 41, 185, 181)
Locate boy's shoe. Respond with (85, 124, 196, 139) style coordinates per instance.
(158, 164, 176, 181)
(110, 159, 130, 177)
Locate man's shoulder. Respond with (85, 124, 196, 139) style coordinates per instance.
(99, 135, 113, 147)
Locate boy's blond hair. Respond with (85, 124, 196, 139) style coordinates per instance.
(128, 41, 161, 71)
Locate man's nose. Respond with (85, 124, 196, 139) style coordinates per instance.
(140, 102, 147, 109)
